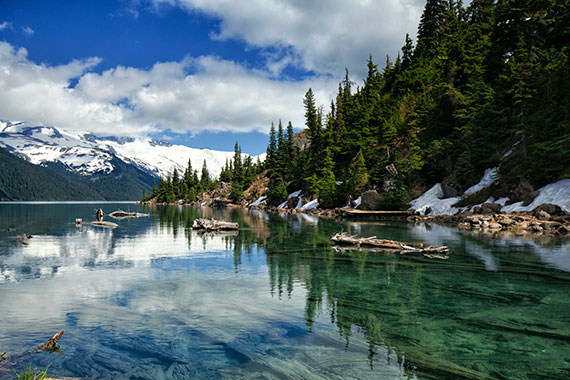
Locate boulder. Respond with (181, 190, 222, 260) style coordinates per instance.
(533, 204, 564, 216)
(512, 177, 538, 206)
(488, 222, 502, 230)
(480, 203, 501, 214)
(534, 210, 551, 221)
(441, 183, 458, 198)
(497, 216, 514, 226)
(360, 190, 382, 211)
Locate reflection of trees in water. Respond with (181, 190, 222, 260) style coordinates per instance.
(147, 206, 570, 379)
(262, 222, 570, 379)
(149, 205, 272, 272)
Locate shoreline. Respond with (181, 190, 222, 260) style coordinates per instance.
(140, 200, 570, 237)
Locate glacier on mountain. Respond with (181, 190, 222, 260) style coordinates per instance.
(0, 120, 261, 178)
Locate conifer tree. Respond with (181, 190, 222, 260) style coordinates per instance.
(200, 160, 210, 191)
(266, 122, 277, 175)
(230, 143, 244, 202)
(416, 0, 448, 57)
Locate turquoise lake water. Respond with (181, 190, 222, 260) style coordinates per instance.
(0, 203, 569, 379)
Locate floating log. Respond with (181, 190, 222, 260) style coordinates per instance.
(38, 331, 64, 352)
(88, 221, 119, 228)
(0, 331, 65, 372)
(331, 233, 449, 255)
(109, 210, 149, 219)
(192, 218, 239, 231)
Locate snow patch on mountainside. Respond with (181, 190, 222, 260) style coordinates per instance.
(464, 168, 498, 195)
(408, 184, 462, 216)
(409, 167, 570, 216)
(0, 121, 262, 178)
(501, 179, 570, 213)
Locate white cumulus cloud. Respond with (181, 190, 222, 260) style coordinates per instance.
(149, 0, 424, 79)
(0, 41, 335, 137)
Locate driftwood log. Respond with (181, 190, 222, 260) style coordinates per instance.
(0, 331, 64, 372)
(192, 218, 239, 231)
(331, 233, 449, 256)
(109, 210, 149, 219)
(38, 330, 64, 352)
(88, 221, 119, 228)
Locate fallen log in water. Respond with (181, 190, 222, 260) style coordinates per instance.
(38, 330, 64, 352)
(109, 210, 149, 219)
(331, 232, 449, 256)
(192, 218, 239, 231)
(0, 331, 64, 372)
(88, 221, 119, 228)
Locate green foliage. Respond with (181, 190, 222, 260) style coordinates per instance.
(14, 364, 48, 380)
(230, 181, 243, 203)
(267, 176, 288, 206)
(376, 184, 409, 211)
(295, 0, 568, 205)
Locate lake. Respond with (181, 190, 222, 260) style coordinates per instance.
(1, 203, 569, 379)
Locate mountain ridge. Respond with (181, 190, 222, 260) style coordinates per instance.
(0, 120, 261, 179)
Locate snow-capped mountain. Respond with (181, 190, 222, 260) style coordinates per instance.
(0, 121, 261, 178)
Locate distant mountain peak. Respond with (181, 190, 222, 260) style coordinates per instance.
(0, 121, 262, 179)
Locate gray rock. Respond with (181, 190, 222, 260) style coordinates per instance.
(441, 183, 458, 198)
(360, 190, 381, 211)
(512, 177, 538, 206)
(480, 203, 502, 214)
(533, 204, 563, 216)
(497, 216, 514, 226)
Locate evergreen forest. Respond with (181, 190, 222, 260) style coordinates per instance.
(264, 0, 570, 209)
(148, 0, 569, 210)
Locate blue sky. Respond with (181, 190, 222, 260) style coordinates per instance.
(0, 0, 423, 154)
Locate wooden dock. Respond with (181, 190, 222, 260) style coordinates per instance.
(340, 208, 410, 218)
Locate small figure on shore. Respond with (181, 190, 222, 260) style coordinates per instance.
(347, 194, 355, 208)
(95, 208, 105, 221)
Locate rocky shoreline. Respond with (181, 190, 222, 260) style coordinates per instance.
(141, 198, 570, 237)
(407, 203, 570, 237)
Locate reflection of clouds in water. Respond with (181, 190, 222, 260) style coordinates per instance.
(407, 222, 570, 272)
(0, 265, 405, 380)
(409, 223, 498, 271)
(298, 213, 318, 225)
(487, 235, 570, 272)
(0, 224, 235, 283)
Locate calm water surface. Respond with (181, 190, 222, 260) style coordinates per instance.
(0, 203, 569, 379)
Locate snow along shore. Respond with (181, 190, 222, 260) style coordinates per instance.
(409, 169, 570, 216)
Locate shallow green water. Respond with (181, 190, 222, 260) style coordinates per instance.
(0, 203, 569, 379)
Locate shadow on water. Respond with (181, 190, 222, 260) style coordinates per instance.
(1, 204, 570, 379)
